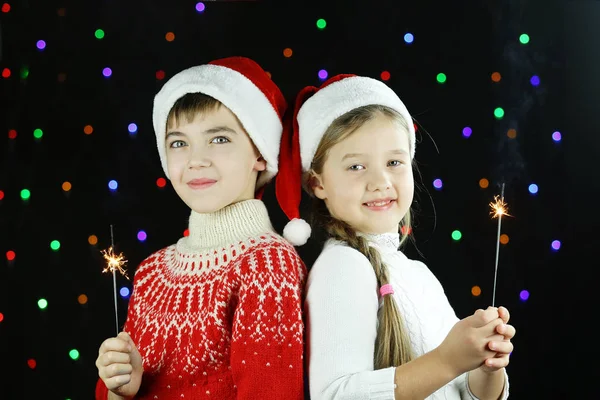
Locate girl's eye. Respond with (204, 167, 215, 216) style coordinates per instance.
(388, 160, 403, 167)
(169, 140, 186, 148)
(348, 164, 365, 171)
(211, 136, 230, 144)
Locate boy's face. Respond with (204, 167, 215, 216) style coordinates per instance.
(165, 105, 266, 214)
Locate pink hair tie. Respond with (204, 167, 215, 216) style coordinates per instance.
(380, 284, 394, 297)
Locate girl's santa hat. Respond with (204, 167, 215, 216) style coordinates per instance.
(152, 56, 287, 190)
(276, 74, 416, 246)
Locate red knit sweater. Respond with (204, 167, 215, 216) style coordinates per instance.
(95, 200, 307, 400)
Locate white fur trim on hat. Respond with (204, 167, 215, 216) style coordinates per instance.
(282, 218, 312, 246)
(152, 64, 283, 188)
(296, 76, 416, 172)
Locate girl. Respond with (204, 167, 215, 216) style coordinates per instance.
(95, 57, 307, 400)
(276, 74, 515, 399)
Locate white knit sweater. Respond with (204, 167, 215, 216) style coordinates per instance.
(305, 233, 509, 400)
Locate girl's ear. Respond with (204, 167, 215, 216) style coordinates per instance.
(310, 172, 327, 200)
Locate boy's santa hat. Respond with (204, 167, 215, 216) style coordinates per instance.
(276, 74, 416, 246)
(152, 56, 287, 189)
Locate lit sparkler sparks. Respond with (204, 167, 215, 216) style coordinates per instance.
(102, 225, 128, 335)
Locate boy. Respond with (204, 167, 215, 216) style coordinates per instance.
(95, 57, 307, 400)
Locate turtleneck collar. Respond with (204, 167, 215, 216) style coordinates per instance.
(359, 232, 401, 253)
(179, 199, 274, 253)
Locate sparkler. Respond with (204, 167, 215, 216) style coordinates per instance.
(101, 225, 128, 335)
(489, 183, 510, 307)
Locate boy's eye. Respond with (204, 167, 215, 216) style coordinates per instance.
(348, 164, 365, 171)
(169, 140, 186, 148)
(211, 136, 230, 144)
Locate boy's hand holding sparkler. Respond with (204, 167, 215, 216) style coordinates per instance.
(96, 331, 143, 399)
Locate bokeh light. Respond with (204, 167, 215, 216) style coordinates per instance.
(479, 178, 489, 189)
(451, 230, 462, 241)
(433, 178, 443, 190)
(33, 128, 43, 139)
(195, 2, 205, 13)
(183, 229, 190, 237)
(1, 3, 10, 13)
(528, 183, 538, 194)
(500, 234, 509, 245)
(108, 180, 118, 191)
(283, 48, 293, 58)
(120, 287, 130, 298)
(0, 190, 4, 200)
(21, 189, 31, 200)
(519, 290, 530, 301)
(156, 70, 166, 80)
(318, 69, 328, 80)
(69, 349, 80, 360)
(552, 131, 562, 142)
(507, 128, 517, 139)
(156, 178, 167, 188)
(102, 67, 112, 77)
(137, 230, 147, 242)
(471, 285, 481, 297)
(494, 107, 504, 119)
(436, 73, 447, 83)
(50, 240, 61, 251)
(27, 359, 37, 369)
(88, 235, 98, 245)
(165, 32, 175, 42)
(36, 40, 46, 50)
(8, 129, 17, 139)
(462, 127, 472, 138)
(83, 125, 93, 135)
(316, 18, 327, 29)
(551, 240, 561, 251)
(530, 75, 540, 86)
(519, 33, 530, 44)
(491, 72, 501, 82)
(38, 299, 48, 309)
(380, 71, 390, 81)
(0, 312, 4, 322)
(1, 67, 10, 78)
(128, 123, 138, 134)
(62, 181, 72, 192)
(404, 33, 414, 44)
(78, 294, 88, 305)
(95, 29, 105, 39)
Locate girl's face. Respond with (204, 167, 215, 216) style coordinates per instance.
(165, 105, 266, 214)
(312, 115, 414, 234)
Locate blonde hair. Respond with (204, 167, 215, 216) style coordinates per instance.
(305, 104, 416, 369)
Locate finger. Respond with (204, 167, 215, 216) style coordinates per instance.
(97, 351, 131, 367)
(99, 337, 131, 356)
(103, 374, 132, 391)
(496, 323, 516, 339)
(119, 331, 135, 349)
(472, 308, 499, 327)
(489, 340, 514, 354)
(498, 306, 510, 323)
(99, 362, 133, 380)
(484, 354, 509, 369)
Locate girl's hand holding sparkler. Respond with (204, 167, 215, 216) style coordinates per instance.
(96, 331, 143, 400)
(436, 306, 508, 376)
(480, 306, 516, 373)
